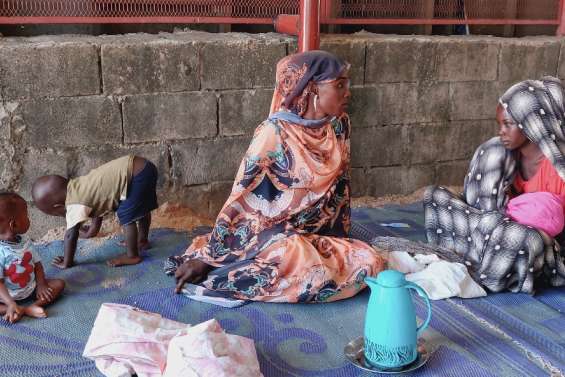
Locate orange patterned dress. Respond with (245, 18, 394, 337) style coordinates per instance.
(175, 51, 385, 303)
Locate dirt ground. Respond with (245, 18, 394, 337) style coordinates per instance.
(38, 201, 213, 243)
(38, 186, 463, 242)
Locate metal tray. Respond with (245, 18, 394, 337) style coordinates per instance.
(344, 337, 430, 374)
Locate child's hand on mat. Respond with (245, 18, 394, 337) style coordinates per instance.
(51, 256, 72, 269)
(36, 283, 54, 302)
(4, 303, 23, 323)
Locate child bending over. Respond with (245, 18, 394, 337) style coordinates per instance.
(32, 155, 158, 269)
(0, 193, 65, 323)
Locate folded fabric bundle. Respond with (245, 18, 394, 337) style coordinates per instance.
(505, 192, 565, 237)
(83, 303, 263, 377)
(407, 261, 487, 300)
(163, 319, 263, 377)
(387, 251, 486, 300)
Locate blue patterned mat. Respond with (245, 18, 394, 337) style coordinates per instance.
(0, 203, 562, 376)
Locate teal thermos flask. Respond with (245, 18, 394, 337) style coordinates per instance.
(364, 269, 432, 368)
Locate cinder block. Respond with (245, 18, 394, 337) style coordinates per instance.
(350, 83, 449, 127)
(200, 36, 286, 89)
(399, 164, 436, 195)
(350, 167, 368, 197)
(123, 92, 217, 143)
(360, 166, 401, 197)
(350, 125, 407, 167)
(171, 137, 250, 186)
(101, 39, 200, 95)
(349, 87, 379, 128)
(165, 179, 232, 219)
(407, 120, 496, 164)
(0, 101, 18, 140)
(0, 142, 14, 190)
(440, 120, 497, 162)
(365, 37, 437, 84)
(20, 149, 70, 201)
(449, 81, 507, 121)
(168, 183, 212, 217)
(321, 37, 366, 85)
(435, 160, 470, 186)
(209, 181, 233, 216)
(219, 89, 272, 136)
(73, 144, 170, 187)
(435, 39, 499, 82)
(558, 40, 565, 79)
(19, 96, 122, 148)
(0, 42, 100, 100)
(499, 39, 560, 82)
(356, 164, 435, 197)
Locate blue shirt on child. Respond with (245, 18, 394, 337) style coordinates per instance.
(0, 236, 40, 301)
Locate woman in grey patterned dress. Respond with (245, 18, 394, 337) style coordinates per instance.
(424, 77, 565, 294)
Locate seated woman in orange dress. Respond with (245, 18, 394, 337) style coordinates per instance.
(424, 77, 565, 294)
(166, 51, 385, 305)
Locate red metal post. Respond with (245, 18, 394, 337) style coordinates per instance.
(298, 0, 320, 52)
(557, 0, 565, 36)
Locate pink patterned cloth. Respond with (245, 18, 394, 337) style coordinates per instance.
(163, 319, 263, 377)
(506, 192, 565, 237)
(83, 303, 262, 377)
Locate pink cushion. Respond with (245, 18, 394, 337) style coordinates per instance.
(506, 192, 565, 237)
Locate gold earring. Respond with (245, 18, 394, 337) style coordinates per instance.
(314, 94, 318, 112)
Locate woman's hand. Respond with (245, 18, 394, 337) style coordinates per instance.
(174, 259, 212, 294)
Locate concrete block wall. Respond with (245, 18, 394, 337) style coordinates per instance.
(0, 31, 562, 236)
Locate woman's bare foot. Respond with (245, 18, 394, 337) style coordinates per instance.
(107, 255, 142, 267)
(174, 259, 213, 293)
(24, 305, 47, 318)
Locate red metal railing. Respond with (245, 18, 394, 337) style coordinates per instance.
(0, 0, 299, 24)
(0, 0, 563, 33)
(331, 0, 561, 25)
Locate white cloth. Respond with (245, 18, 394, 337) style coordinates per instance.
(387, 251, 425, 274)
(83, 303, 263, 377)
(65, 204, 93, 229)
(387, 252, 486, 300)
(407, 261, 487, 300)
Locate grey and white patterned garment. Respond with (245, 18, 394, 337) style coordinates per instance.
(425, 77, 565, 294)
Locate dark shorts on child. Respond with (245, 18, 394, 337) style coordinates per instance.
(15, 287, 37, 304)
(116, 160, 158, 225)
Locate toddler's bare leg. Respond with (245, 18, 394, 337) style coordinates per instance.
(108, 223, 142, 267)
(25, 279, 65, 318)
(137, 213, 151, 250)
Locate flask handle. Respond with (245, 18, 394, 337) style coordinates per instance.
(406, 282, 432, 336)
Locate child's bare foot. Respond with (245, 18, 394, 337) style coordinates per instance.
(24, 305, 47, 318)
(107, 255, 142, 267)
